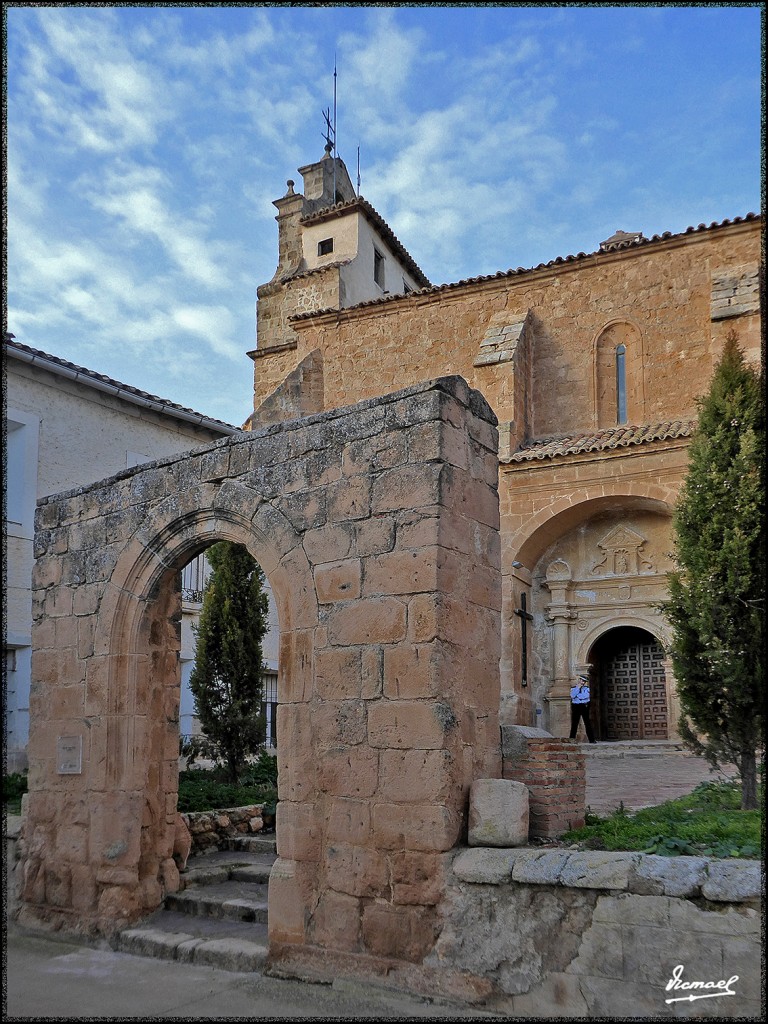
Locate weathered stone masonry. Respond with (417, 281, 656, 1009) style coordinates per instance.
(18, 376, 502, 975)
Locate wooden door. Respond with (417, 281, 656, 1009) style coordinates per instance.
(602, 637, 668, 739)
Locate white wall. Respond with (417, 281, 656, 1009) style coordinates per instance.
(4, 356, 232, 770)
(341, 214, 423, 307)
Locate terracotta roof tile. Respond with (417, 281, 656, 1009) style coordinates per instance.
(503, 421, 696, 463)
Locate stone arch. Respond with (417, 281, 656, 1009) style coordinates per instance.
(512, 492, 675, 737)
(584, 623, 674, 740)
(576, 613, 672, 666)
(592, 319, 645, 428)
(18, 376, 503, 979)
(95, 495, 309, 913)
(511, 488, 674, 571)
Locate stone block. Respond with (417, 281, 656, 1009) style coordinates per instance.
(268, 857, 317, 945)
(372, 802, 460, 852)
(701, 859, 761, 902)
(311, 889, 362, 952)
(326, 597, 407, 645)
(317, 744, 380, 799)
(363, 548, 438, 597)
(558, 852, 638, 891)
(378, 748, 456, 803)
(325, 798, 371, 845)
(315, 647, 362, 700)
(631, 854, 707, 897)
(390, 850, 447, 903)
(468, 779, 529, 847)
(361, 902, 438, 963)
(382, 642, 444, 699)
(371, 463, 444, 514)
(367, 700, 451, 750)
(325, 842, 389, 898)
(314, 559, 361, 603)
(509, 850, 571, 884)
(501, 724, 554, 764)
(452, 847, 516, 885)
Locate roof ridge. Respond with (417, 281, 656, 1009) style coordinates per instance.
(289, 212, 760, 321)
(4, 337, 238, 430)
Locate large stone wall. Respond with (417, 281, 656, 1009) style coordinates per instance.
(253, 220, 761, 432)
(433, 848, 762, 1017)
(18, 376, 503, 980)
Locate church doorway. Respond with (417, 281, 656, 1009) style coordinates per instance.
(590, 626, 668, 740)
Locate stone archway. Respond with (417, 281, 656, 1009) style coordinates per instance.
(588, 626, 669, 740)
(18, 376, 502, 978)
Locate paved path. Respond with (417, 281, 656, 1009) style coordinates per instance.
(583, 740, 738, 815)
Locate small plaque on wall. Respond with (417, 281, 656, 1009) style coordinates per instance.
(57, 735, 83, 774)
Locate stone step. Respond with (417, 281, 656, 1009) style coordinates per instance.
(166, 879, 269, 924)
(117, 909, 269, 973)
(179, 848, 276, 889)
(226, 834, 276, 854)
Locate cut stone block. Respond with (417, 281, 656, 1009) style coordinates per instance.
(467, 779, 529, 847)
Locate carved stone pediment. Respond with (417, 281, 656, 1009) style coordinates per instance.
(592, 525, 654, 576)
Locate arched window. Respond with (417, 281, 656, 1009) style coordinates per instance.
(595, 323, 643, 427)
(616, 344, 627, 424)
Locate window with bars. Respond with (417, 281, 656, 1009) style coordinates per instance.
(181, 553, 210, 604)
(261, 670, 279, 748)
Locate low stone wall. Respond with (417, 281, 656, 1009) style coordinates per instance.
(182, 805, 266, 855)
(427, 847, 762, 1017)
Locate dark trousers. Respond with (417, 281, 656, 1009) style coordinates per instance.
(570, 702, 595, 742)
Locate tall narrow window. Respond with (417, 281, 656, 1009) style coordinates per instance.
(615, 344, 627, 424)
(373, 247, 385, 289)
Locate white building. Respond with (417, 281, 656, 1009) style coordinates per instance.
(4, 335, 279, 770)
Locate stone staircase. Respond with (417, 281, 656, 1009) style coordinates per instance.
(116, 835, 277, 973)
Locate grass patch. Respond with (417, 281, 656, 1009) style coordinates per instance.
(177, 751, 278, 813)
(562, 780, 762, 858)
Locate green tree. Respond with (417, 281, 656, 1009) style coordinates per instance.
(665, 331, 764, 810)
(189, 541, 269, 783)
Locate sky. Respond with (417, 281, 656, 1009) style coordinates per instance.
(5, 3, 763, 428)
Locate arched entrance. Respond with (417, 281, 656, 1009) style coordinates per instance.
(589, 626, 668, 740)
(18, 375, 502, 980)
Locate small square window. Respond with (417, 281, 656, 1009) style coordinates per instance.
(318, 237, 334, 256)
(374, 247, 385, 288)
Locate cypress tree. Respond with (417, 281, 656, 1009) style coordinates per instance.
(189, 541, 269, 783)
(665, 331, 764, 809)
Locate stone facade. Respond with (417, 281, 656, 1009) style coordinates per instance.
(247, 175, 762, 741)
(17, 377, 502, 973)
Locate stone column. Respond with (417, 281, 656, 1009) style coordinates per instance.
(544, 559, 574, 736)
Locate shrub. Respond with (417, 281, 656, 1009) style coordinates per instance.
(3, 772, 28, 809)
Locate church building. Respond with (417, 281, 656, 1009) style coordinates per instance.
(245, 146, 762, 743)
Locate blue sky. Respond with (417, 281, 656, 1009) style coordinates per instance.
(5, 4, 763, 427)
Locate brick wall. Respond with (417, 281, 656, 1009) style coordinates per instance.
(501, 727, 585, 838)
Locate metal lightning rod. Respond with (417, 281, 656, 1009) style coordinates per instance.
(333, 58, 337, 201)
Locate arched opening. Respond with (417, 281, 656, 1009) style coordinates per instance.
(179, 547, 280, 756)
(101, 503, 299, 916)
(589, 626, 668, 740)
